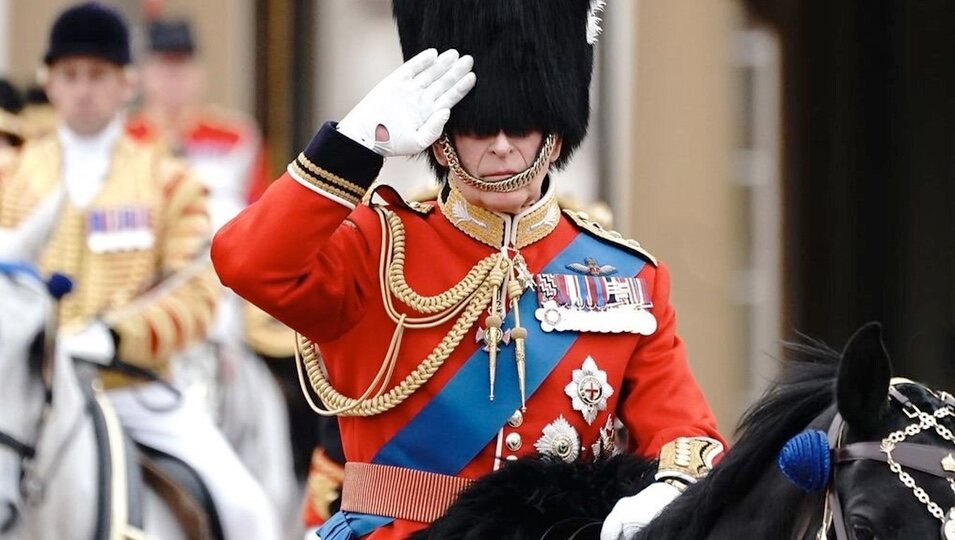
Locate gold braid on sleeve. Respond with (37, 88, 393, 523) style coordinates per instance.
(655, 436, 725, 484)
(295, 207, 508, 417)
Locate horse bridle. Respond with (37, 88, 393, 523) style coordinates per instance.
(0, 431, 37, 465)
(0, 265, 84, 531)
(0, 390, 47, 534)
(814, 381, 955, 540)
(0, 376, 88, 535)
(0, 426, 38, 525)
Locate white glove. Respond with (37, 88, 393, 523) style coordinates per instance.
(600, 481, 683, 540)
(337, 48, 476, 157)
(59, 320, 115, 366)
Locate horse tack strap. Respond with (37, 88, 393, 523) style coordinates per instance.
(824, 413, 851, 540)
(0, 431, 36, 459)
(836, 442, 955, 479)
(340, 462, 474, 524)
(91, 388, 149, 540)
(828, 489, 850, 540)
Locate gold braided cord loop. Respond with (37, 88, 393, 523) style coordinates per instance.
(385, 210, 499, 314)
(296, 206, 507, 417)
(439, 133, 557, 193)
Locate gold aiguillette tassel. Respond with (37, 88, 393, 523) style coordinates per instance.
(508, 279, 528, 411)
(484, 258, 509, 402)
(512, 326, 527, 411)
(485, 314, 503, 401)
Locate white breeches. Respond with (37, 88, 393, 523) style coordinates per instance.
(107, 382, 280, 540)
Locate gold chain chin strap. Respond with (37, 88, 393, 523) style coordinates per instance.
(439, 133, 557, 193)
(295, 207, 508, 417)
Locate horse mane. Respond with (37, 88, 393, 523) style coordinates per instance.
(636, 337, 841, 539)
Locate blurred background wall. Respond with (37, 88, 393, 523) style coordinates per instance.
(745, 0, 955, 388)
(2, 0, 953, 436)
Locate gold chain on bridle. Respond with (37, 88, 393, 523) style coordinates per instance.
(438, 133, 557, 193)
(295, 206, 509, 417)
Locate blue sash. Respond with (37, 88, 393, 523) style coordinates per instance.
(317, 233, 647, 539)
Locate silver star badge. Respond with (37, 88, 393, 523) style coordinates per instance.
(534, 415, 580, 463)
(564, 356, 614, 425)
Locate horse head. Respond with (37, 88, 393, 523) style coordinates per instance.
(636, 322, 955, 540)
(818, 323, 955, 539)
(0, 187, 66, 535)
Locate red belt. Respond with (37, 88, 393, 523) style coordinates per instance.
(340, 462, 475, 523)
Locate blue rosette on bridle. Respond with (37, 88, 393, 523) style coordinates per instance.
(46, 272, 73, 299)
(777, 429, 831, 492)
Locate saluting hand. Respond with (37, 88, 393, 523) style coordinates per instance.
(337, 48, 476, 157)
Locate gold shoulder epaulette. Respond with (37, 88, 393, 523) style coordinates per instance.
(362, 182, 434, 216)
(562, 208, 657, 266)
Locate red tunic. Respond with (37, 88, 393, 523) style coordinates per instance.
(212, 123, 724, 539)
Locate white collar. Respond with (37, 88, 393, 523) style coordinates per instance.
(57, 115, 124, 154)
(58, 115, 125, 208)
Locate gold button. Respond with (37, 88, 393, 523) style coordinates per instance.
(507, 410, 524, 428)
(505, 432, 522, 451)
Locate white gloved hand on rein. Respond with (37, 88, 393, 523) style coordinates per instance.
(59, 320, 115, 366)
(337, 48, 476, 157)
(600, 480, 683, 540)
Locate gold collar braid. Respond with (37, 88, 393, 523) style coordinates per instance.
(438, 133, 557, 193)
(438, 183, 561, 250)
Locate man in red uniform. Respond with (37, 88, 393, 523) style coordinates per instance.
(213, 1, 726, 539)
(127, 19, 270, 231)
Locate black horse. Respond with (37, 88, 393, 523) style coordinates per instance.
(414, 323, 955, 539)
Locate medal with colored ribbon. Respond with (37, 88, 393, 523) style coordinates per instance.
(533, 273, 657, 335)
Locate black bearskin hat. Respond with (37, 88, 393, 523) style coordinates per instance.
(393, 0, 598, 171)
(44, 2, 131, 66)
(148, 19, 196, 55)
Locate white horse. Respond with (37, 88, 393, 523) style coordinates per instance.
(172, 288, 298, 526)
(0, 190, 186, 540)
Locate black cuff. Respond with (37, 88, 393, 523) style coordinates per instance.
(290, 122, 383, 203)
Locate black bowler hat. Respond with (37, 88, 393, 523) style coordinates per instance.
(0, 79, 23, 116)
(393, 0, 602, 171)
(44, 2, 131, 66)
(0, 79, 24, 144)
(148, 19, 196, 55)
